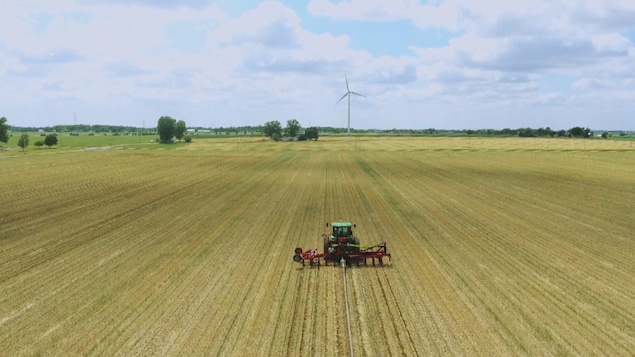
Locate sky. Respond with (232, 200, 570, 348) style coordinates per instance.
(1, 0, 634, 130)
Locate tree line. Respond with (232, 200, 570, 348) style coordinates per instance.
(361, 127, 624, 138)
(262, 119, 319, 141)
(9, 124, 155, 134)
(3, 115, 630, 150)
(0, 117, 59, 152)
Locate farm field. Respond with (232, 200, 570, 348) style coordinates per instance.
(2, 131, 158, 151)
(1, 137, 634, 356)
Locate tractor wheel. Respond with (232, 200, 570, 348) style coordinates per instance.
(323, 236, 330, 258)
(293, 254, 302, 262)
(295, 247, 303, 254)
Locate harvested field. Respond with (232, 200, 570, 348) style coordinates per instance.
(1, 137, 634, 356)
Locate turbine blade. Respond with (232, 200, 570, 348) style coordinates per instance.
(345, 75, 349, 91)
(350, 91, 365, 97)
(336, 92, 349, 104)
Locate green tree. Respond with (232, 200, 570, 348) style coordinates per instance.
(518, 128, 536, 137)
(536, 127, 553, 137)
(44, 133, 58, 148)
(263, 120, 282, 138)
(35, 141, 44, 149)
(305, 127, 319, 141)
(184, 135, 192, 143)
(175, 120, 187, 142)
(601, 131, 609, 139)
(285, 119, 301, 138)
(0, 117, 9, 144)
(157, 116, 176, 143)
(569, 127, 585, 137)
(17, 133, 29, 152)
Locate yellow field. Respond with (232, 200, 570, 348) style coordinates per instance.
(1, 137, 634, 356)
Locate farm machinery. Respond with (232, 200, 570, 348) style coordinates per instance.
(292, 222, 391, 266)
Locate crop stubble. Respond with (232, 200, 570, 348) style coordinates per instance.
(0, 137, 633, 356)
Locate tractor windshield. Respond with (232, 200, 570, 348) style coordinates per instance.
(333, 226, 352, 237)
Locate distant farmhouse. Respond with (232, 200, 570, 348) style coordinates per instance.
(186, 128, 211, 135)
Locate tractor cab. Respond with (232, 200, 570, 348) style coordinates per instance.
(329, 222, 354, 240)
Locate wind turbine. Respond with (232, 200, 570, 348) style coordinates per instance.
(336, 75, 365, 135)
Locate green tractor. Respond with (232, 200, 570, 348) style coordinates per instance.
(323, 222, 360, 264)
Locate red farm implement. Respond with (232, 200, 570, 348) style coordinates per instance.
(292, 222, 391, 267)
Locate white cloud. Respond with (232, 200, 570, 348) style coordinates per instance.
(308, 0, 635, 33)
(308, 0, 462, 30)
(308, 0, 417, 22)
(80, 0, 220, 9)
(18, 48, 84, 64)
(591, 33, 632, 54)
(210, 2, 300, 48)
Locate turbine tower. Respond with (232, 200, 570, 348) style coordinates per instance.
(337, 75, 364, 135)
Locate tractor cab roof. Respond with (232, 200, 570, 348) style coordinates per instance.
(331, 222, 353, 228)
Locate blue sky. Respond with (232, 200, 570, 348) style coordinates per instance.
(1, 0, 634, 130)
